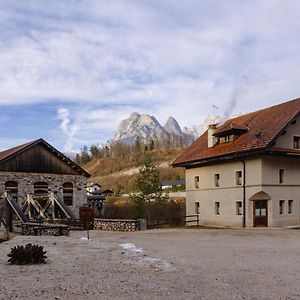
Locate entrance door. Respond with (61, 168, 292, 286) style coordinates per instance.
(254, 200, 268, 227)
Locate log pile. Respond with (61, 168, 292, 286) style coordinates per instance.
(93, 218, 140, 231)
(21, 223, 70, 236)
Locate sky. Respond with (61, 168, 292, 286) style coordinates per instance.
(0, 0, 300, 152)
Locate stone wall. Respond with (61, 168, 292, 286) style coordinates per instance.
(93, 218, 140, 231)
(0, 171, 87, 217)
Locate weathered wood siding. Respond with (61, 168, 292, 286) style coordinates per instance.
(0, 144, 79, 175)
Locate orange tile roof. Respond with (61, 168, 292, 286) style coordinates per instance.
(213, 122, 248, 137)
(173, 97, 300, 167)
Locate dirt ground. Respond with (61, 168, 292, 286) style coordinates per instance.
(0, 228, 300, 299)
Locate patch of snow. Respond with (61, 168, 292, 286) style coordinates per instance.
(80, 237, 92, 241)
(120, 243, 143, 253)
(144, 257, 176, 272)
(119, 243, 176, 272)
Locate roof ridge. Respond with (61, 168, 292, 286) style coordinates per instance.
(225, 97, 300, 123)
(173, 97, 300, 167)
(0, 139, 39, 159)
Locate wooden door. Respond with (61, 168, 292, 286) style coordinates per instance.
(254, 200, 268, 227)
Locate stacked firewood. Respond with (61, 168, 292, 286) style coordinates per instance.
(94, 219, 139, 231)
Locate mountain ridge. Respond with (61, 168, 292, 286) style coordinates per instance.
(112, 112, 222, 146)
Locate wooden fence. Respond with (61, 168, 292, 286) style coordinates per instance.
(147, 214, 199, 229)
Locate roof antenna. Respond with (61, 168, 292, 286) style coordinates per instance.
(213, 104, 218, 115)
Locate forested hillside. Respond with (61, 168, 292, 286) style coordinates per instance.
(81, 147, 185, 194)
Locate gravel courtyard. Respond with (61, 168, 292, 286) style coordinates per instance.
(0, 228, 300, 299)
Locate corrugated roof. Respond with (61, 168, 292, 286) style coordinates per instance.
(173, 97, 300, 167)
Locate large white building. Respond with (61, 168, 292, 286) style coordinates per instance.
(173, 98, 300, 227)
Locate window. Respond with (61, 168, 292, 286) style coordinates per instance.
(5, 181, 18, 194)
(194, 176, 200, 189)
(215, 202, 220, 215)
(63, 182, 73, 206)
(279, 200, 285, 215)
(195, 202, 200, 214)
(279, 169, 285, 184)
(34, 182, 48, 195)
(236, 201, 243, 215)
(236, 171, 242, 185)
(214, 174, 220, 187)
(5, 181, 18, 202)
(220, 135, 234, 144)
(293, 136, 300, 149)
(288, 200, 293, 214)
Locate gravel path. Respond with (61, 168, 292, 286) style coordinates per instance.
(0, 228, 300, 299)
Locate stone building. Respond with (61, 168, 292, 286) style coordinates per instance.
(173, 97, 300, 227)
(0, 138, 90, 217)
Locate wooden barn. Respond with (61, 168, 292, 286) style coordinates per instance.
(0, 138, 90, 224)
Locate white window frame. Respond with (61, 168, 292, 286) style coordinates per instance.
(236, 201, 243, 215)
(214, 174, 220, 187)
(279, 169, 285, 184)
(215, 202, 220, 215)
(236, 171, 242, 186)
(194, 176, 200, 189)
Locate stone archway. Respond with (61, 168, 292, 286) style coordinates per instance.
(249, 191, 271, 227)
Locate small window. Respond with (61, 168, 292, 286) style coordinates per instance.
(236, 201, 242, 215)
(214, 174, 220, 187)
(279, 200, 285, 215)
(288, 200, 293, 214)
(63, 182, 73, 206)
(194, 176, 200, 189)
(215, 202, 220, 215)
(293, 136, 300, 149)
(279, 169, 284, 184)
(236, 171, 242, 185)
(195, 202, 200, 214)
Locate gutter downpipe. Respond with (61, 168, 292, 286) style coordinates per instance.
(241, 160, 246, 228)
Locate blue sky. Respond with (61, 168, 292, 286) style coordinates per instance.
(0, 0, 300, 152)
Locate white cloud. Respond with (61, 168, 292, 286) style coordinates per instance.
(57, 107, 80, 151)
(0, 0, 300, 149)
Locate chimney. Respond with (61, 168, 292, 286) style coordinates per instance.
(207, 124, 218, 148)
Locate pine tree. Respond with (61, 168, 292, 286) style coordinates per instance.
(131, 160, 168, 218)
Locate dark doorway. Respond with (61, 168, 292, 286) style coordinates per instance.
(254, 200, 268, 227)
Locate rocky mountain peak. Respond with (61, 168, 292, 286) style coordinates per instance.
(113, 113, 167, 144)
(164, 117, 182, 135)
(112, 112, 225, 146)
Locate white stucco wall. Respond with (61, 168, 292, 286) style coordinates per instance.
(185, 156, 300, 227)
(274, 115, 300, 149)
(186, 158, 263, 227)
(261, 156, 300, 226)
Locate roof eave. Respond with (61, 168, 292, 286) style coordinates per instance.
(0, 138, 91, 177)
(172, 148, 268, 168)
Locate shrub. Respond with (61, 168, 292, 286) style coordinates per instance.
(8, 243, 47, 265)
